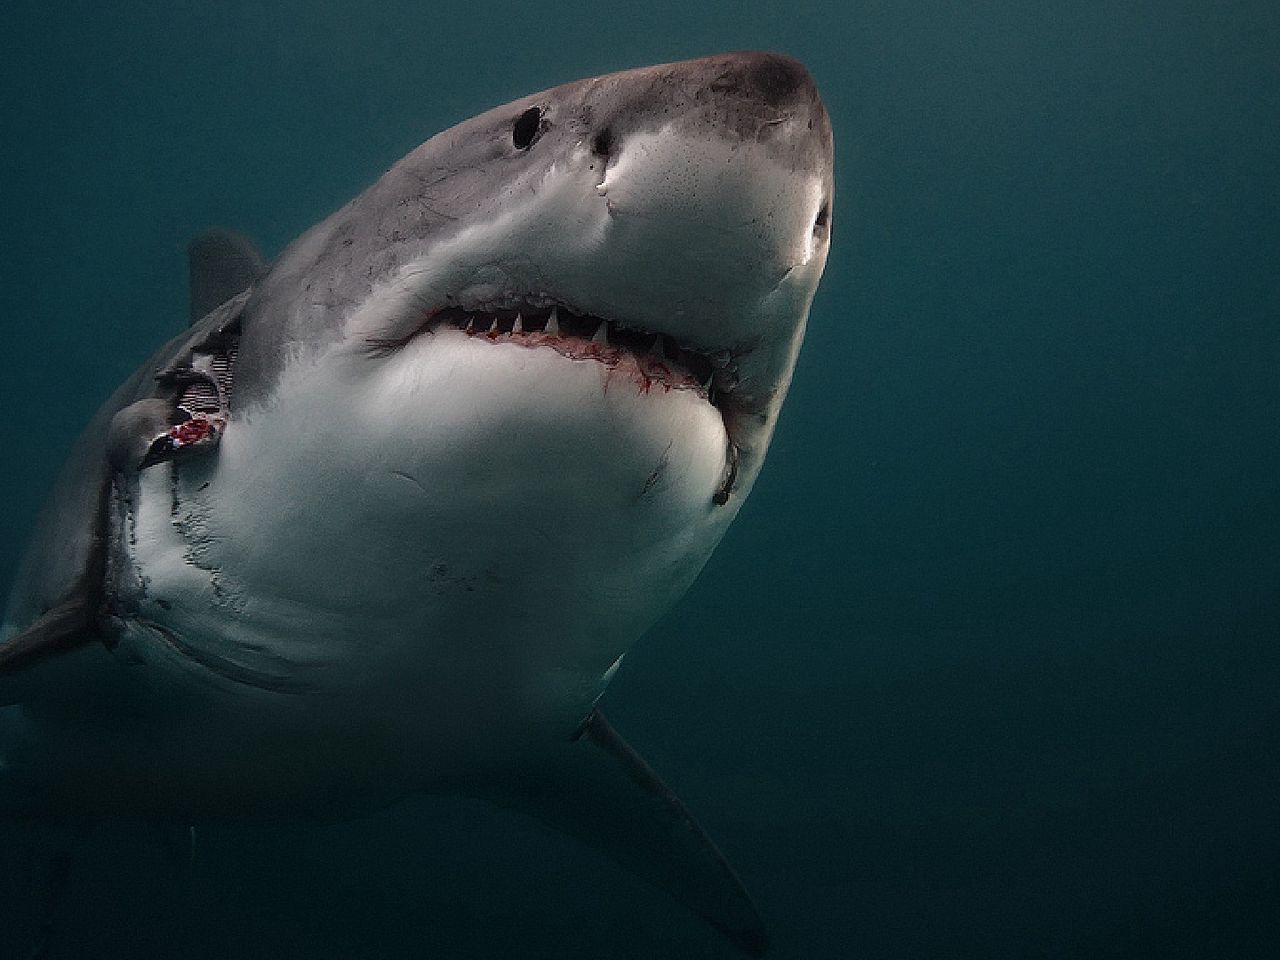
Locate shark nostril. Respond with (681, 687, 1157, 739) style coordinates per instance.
(591, 127, 615, 159)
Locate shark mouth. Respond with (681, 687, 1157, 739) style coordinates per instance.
(372, 302, 741, 407)
(369, 300, 744, 503)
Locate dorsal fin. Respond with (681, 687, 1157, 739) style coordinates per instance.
(188, 229, 263, 324)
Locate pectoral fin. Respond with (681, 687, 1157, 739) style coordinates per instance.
(0, 597, 98, 677)
(501, 709, 768, 956)
(0, 484, 110, 678)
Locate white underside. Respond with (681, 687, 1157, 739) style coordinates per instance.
(1, 115, 827, 820)
(103, 331, 736, 812)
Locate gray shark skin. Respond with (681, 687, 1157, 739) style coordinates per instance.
(0, 52, 833, 955)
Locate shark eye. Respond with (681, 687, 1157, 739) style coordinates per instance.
(512, 107, 545, 150)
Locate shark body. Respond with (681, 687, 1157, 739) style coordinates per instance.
(0, 52, 833, 954)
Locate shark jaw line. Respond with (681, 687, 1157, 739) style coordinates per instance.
(365, 297, 749, 503)
(366, 295, 747, 506)
(366, 296, 747, 504)
(367, 299, 743, 406)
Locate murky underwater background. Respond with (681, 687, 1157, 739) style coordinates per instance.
(1, 0, 1278, 956)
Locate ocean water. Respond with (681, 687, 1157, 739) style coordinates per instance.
(1, 1, 1278, 957)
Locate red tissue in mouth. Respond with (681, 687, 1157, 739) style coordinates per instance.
(475, 325, 706, 396)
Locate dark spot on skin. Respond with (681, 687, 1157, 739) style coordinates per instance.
(707, 53, 815, 111)
(198, 482, 210, 491)
(170, 469, 181, 517)
(741, 53, 812, 107)
(815, 200, 830, 235)
(592, 127, 615, 158)
(512, 106, 545, 150)
(155, 599, 172, 611)
(713, 442, 740, 506)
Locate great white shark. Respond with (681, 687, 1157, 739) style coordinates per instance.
(0, 52, 832, 955)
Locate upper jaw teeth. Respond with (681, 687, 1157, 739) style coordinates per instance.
(417, 300, 738, 401)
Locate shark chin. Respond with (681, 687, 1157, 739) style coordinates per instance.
(0, 51, 833, 957)
(156, 327, 735, 719)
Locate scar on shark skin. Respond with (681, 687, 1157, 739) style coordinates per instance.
(640, 441, 674, 500)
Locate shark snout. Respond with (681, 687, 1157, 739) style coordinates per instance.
(572, 52, 833, 353)
(588, 51, 832, 181)
(707, 50, 820, 106)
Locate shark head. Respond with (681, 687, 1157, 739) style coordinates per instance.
(241, 50, 832, 491)
(116, 51, 833, 742)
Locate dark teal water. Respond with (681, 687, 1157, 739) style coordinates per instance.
(2, 1, 1278, 957)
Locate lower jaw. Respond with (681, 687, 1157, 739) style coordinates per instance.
(430, 326, 751, 503)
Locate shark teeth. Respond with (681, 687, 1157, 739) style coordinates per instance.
(433, 301, 732, 401)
